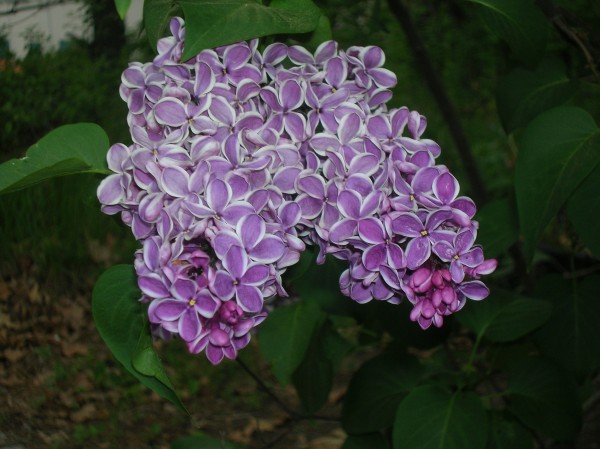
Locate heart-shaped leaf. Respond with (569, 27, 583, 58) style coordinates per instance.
(497, 58, 578, 133)
(567, 164, 600, 258)
(144, 0, 180, 49)
(393, 386, 487, 449)
(0, 123, 109, 195)
(343, 353, 423, 434)
(506, 357, 581, 440)
(457, 289, 552, 342)
(92, 264, 186, 413)
(467, 0, 548, 65)
(534, 274, 600, 374)
(515, 106, 600, 261)
(179, 0, 320, 60)
(258, 299, 325, 385)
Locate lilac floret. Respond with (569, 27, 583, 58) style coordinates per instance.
(98, 16, 497, 363)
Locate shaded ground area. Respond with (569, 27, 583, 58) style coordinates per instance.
(0, 274, 349, 449)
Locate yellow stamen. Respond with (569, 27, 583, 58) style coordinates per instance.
(420, 230, 428, 236)
(453, 255, 460, 260)
(188, 299, 196, 306)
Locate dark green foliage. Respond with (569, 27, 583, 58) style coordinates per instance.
(4, 0, 600, 447)
(92, 265, 187, 413)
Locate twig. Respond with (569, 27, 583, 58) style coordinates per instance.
(535, 0, 600, 82)
(386, 0, 487, 205)
(236, 357, 299, 418)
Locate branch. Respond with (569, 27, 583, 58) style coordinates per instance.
(535, 0, 600, 82)
(386, 0, 488, 205)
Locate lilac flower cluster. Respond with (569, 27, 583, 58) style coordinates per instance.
(97, 17, 496, 364)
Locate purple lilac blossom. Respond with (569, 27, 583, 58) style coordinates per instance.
(98, 16, 497, 364)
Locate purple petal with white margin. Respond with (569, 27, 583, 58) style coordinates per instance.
(405, 236, 431, 270)
(225, 44, 251, 67)
(360, 191, 382, 217)
(212, 271, 236, 300)
(337, 190, 362, 219)
(363, 244, 386, 271)
(460, 247, 484, 268)
(362, 46, 384, 68)
(250, 236, 286, 264)
(154, 300, 187, 321)
(432, 241, 455, 262)
(209, 96, 236, 125)
(155, 98, 188, 127)
(433, 172, 459, 204)
(380, 265, 401, 290)
(97, 175, 123, 205)
(450, 260, 465, 283)
(206, 345, 224, 365)
(161, 166, 190, 197)
(238, 214, 265, 250)
(458, 281, 490, 300)
(179, 308, 201, 341)
(298, 174, 325, 198)
(138, 274, 169, 298)
(260, 87, 281, 110)
(172, 278, 196, 301)
(206, 178, 231, 213)
(236, 285, 263, 313)
(366, 115, 391, 139)
(195, 290, 220, 318)
(297, 195, 323, 219)
(221, 202, 255, 224)
(358, 217, 385, 244)
(242, 264, 270, 285)
(223, 245, 247, 279)
(281, 79, 304, 110)
(339, 113, 361, 144)
(213, 230, 242, 258)
(370, 68, 397, 88)
(329, 219, 358, 244)
(455, 229, 476, 253)
(284, 112, 307, 142)
(139, 192, 164, 222)
(387, 244, 405, 270)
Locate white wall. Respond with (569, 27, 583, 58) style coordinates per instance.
(0, 0, 142, 57)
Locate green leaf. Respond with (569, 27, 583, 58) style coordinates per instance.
(303, 13, 333, 52)
(258, 299, 325, 385)
(393, 386, 487, 449)
(179, 0, 320, 60)
(457, 289, 552, 342)
(171, 433, 242, 449)
(144, 0, 179, 50)
(292, 320, 353, 414)
(467, 0, 548, 65)
(515, 106, 600, 261)
(92, 265, 186, 413)
(534, 274, 600, 374)
(475, 197, 519, 258)
(506, 357, 581, 440)
(342, 433, 388, 449)
(497, 58, 578, 133)
(114, 0, 132, 19)
(343, 353, 423, 434)
(292, 322, 333, 414)
(0, 123, 109, 195)
(567, 164, 600, 257)
(487, 412, 533, 449)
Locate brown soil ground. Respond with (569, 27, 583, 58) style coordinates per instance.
(0, 273, 351, 449)
(2, 271, 599, 449)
